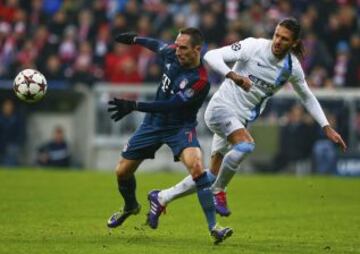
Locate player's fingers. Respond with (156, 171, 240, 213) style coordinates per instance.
(110, 113, 117, 119)
(109, 98, 123, 105)
(337, 137, 347, 152)
(114, 114, 123, 121)
(107, 106, 118, 112)
(110, 111, 120, 119)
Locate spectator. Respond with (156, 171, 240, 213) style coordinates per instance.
(48, 10, 67, 41)
(28, 0, 47, 33)
(0, 99, 25, 166)
(111, 13, 128, 36)
(71, 41, 98, 86)
(93, 24, 111, 66)
(0, 0, 357, 88)
(312, 114, 339, 174)
(271, 104, 318, 172)
(42, 0, 62, 17)
(104, 43, 142, 83)
(77, 9, 96, 43)
(36, 126, 71, 167)
(301, 32, 333, 75)
(42, 55, 65, 80)
(345, 34, 360, 87)
(333, 41, 350, 87)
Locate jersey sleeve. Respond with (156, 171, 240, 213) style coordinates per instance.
(135, 36, 176, 63)
(135, 36, 169, 54)
(290, 63, 329, 127)
(203, 37, 256, 76)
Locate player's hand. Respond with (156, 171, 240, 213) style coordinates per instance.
(323, 125, 347, 152)
(226, 71, 252, 92)
(114, 32, 137, 44)
(108, 98, 137, 122)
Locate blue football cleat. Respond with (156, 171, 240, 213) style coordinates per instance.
(214, 191, 231, 217)
(210, 224, 233, 244)
(107, 204, 141, 228)
(146, 190, 166, 229)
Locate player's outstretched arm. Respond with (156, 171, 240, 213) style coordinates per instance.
(107, 92, 202, 121)
(114, 32, 166, 53)
(322, 125, 347, 152)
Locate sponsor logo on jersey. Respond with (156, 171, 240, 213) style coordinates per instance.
(179, 79, 188, 89)
(231, 42, 241, 51)
(249, 74, 275, 95)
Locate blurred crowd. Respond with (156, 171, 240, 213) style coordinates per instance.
(0, 0, 359, 87)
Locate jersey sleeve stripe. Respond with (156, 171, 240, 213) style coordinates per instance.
(192, 66, 208, 92)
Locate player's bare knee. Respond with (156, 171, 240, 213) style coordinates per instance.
(115, 160, 131, 179)
(189, 159, 204, 179)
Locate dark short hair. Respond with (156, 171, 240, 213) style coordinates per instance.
(278, 17, 304, 59)
(179, 27, 204, 46)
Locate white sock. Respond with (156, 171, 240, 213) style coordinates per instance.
(212, 167, 236, 194)
(158, 168, 214, 206)
(212, 143, 254, 192)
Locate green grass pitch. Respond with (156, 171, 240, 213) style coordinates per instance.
(0, 168, 359, 254)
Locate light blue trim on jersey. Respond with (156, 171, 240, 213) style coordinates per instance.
(233, 142, 255, 153)
(248, 96, 271, 122)
(275, 53, 292, 87)
(248, 54, 292, 122)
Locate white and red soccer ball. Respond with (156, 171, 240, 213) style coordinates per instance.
(13, 69, 47, 103)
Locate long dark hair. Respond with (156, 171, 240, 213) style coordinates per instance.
(278, 17, 305, 59)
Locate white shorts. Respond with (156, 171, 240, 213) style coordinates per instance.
(204, 100, 247, 155)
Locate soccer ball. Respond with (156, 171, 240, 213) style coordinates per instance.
(13, 69, 47, 103)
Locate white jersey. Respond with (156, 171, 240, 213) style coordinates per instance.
(204, 37, 329, 128)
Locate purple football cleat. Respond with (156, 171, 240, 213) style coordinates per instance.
(214, 191, 231, 217)
(210, 224, 233, 244)
(146, 190, 166, 229)
(107, 204, 141, 228)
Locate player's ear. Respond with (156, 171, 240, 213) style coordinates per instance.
(194, 45, 201, 52)
(292, 39, 300, 49)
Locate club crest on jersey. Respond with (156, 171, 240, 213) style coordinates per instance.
(179, 79, 188, 89)
(231, 42, 241, 51)
(184, 88, 194, 98)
